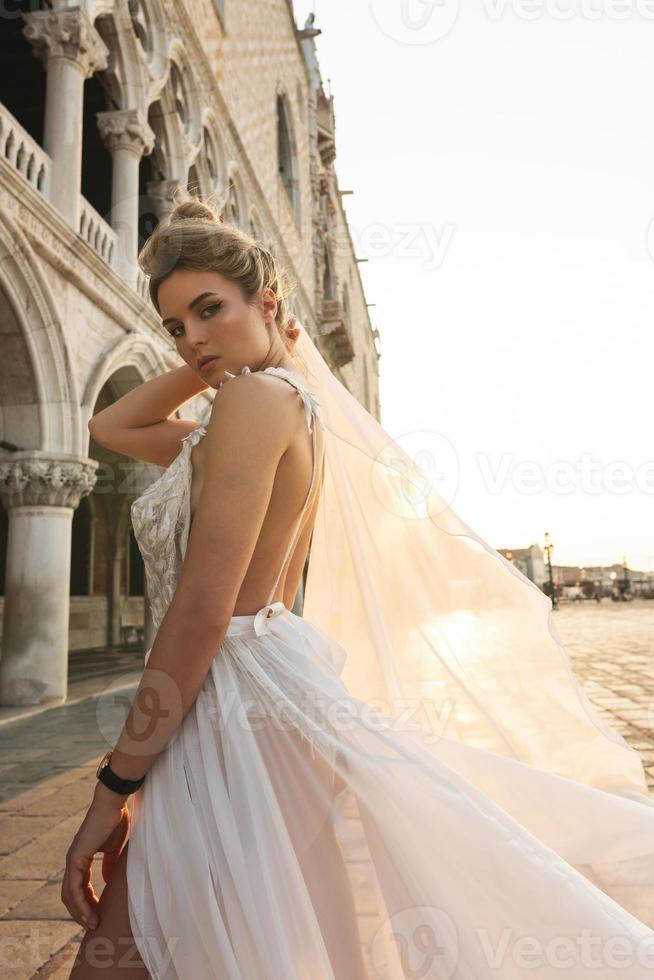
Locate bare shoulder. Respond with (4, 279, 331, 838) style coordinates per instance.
(202, 370, 304, 457)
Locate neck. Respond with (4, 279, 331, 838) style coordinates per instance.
(258, 343, 300, 376)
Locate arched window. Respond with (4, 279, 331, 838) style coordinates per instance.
(224, 181, 241, 228)
(129, 0, 155, 61)
(187, 163, 201, 199)
(277, 93, 299, 220)
(203, 125, 222, 190)
(323, 242, 335, 300)
(170, 62, 190, 136)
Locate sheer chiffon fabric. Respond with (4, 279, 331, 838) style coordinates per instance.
(127, 604, 654, 979)
(126, 357, 654, 979)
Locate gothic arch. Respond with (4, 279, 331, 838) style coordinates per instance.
(0, 212, 79, 453)
(82, 333, 172, 425)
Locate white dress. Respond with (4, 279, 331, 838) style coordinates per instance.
(127, 366, 654, 980)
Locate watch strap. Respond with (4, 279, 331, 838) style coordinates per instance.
(96, 750, 146, 795)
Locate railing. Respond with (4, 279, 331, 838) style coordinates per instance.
(79, 196, 117, 266)
(0, 102, 50, 196)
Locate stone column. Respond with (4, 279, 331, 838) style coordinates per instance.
(22, 7, 108, 228)
(0, 452, 98, 707)
(97, 109, 155, 287)
(147, 178, 186, 224)
(110, 533, 125, 647)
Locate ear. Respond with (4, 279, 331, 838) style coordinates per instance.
(261, 286, 278, 325)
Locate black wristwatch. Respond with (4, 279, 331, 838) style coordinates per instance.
(96, 750, 146, 796)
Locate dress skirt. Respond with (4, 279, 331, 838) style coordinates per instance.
(126, 603, 654, 980)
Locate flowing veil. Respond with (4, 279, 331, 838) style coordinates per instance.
(290, 319, 651, 806)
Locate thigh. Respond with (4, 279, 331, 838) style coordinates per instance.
(67, 840, 151, 979)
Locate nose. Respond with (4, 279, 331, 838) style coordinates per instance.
(184, 318, 211, 348)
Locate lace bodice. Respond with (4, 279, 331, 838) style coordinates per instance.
(130, 365, 325, 637)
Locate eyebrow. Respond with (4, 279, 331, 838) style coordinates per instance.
(161, 292, 221, 327)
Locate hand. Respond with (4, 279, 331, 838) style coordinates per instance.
(61, 795, 130, 932)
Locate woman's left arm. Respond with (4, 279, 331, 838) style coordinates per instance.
(62, 372, 299, 930)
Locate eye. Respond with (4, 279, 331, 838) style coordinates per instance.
(201, 303, 222, 317)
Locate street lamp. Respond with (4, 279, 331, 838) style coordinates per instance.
(622, 556, 630, 600)
(544, 532, 557, 608)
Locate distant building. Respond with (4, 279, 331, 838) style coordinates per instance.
(499, 553, 654, 599)
(498, 545, 547, 588)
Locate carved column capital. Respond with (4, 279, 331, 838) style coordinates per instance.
(22, 7, 109, 78)
(97, 108, 156, 159)
(0, 452, 99, 509)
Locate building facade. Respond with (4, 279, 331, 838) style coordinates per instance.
(0, 0, 380, 707)
(498, 544, 547, 589)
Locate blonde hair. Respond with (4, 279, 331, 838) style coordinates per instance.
(138, 194, 297, 344)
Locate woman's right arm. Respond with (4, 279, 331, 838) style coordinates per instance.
(88, 364, 210, 468)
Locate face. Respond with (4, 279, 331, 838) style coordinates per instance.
(158, 268, 278, 388)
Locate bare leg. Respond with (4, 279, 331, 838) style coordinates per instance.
(272, 730, 368, 979)
(67, 841, 151, 979)
(297, 806, 369, 979)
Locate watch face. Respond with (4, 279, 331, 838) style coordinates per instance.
(96, 751, 112, 778)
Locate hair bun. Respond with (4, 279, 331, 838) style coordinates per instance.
(168, 199, 222, 227)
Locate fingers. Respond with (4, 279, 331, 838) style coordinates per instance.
(61, 859, 100, 931)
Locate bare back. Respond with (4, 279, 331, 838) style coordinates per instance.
(188, 367, 326, 615)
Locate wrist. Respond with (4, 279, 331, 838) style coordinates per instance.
(93, 778, 130, 809)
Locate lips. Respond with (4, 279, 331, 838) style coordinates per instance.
(198, 356, 220, 369)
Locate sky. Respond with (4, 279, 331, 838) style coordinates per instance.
(291, 0, 654, 571)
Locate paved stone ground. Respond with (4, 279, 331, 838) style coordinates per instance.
(0, 600, 652, 977)
(554, 598, 654, 792)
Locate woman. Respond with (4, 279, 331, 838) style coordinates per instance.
(63, 200, 654, 979)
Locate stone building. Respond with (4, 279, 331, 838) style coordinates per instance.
(498, 544, 547, 588)
(0, 0, 380, 707)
